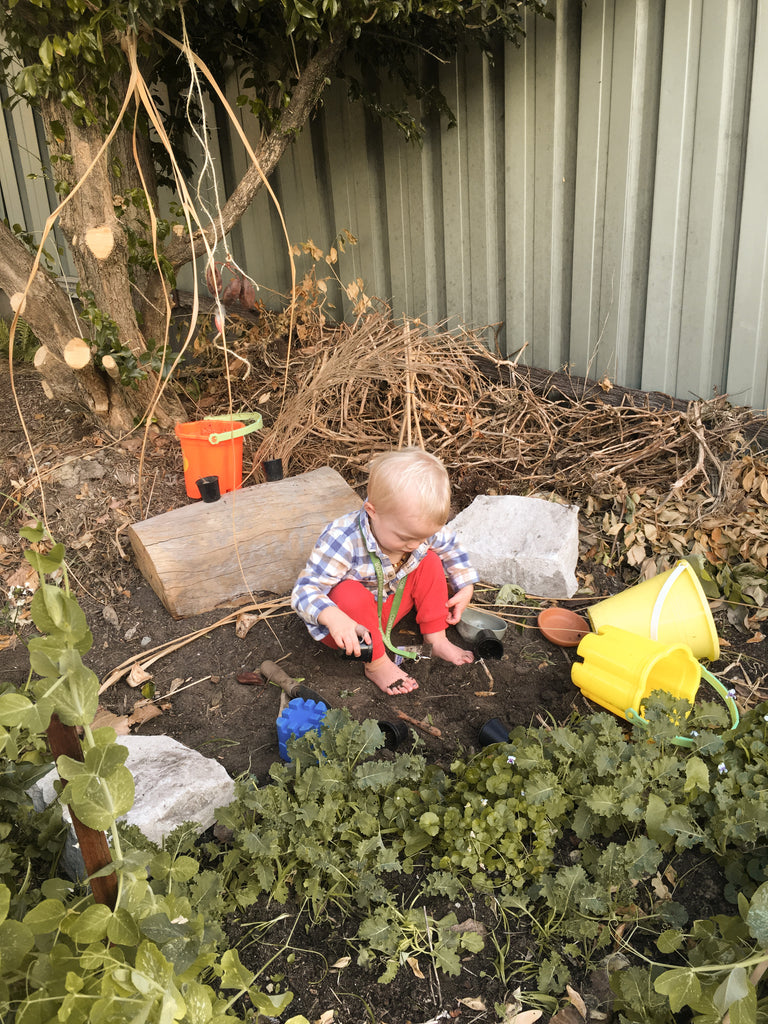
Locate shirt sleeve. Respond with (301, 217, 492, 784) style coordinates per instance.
(291, 521, 357, 627)
(429, 526, 479, 592)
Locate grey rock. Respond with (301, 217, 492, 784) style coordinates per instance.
(449, 494, 579, 598)
(28, 735, 236, 879)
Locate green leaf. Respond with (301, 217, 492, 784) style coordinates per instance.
(19, 522, 46, 543)
(293, 0, 318, 18)
(59, 763, 135, 830)
(251, 990, 295, 1015)
(169, 855, 199, 883)
(712, 967, 750, 1015)
(24, 542, 66, 576)
(0, 692, 34, 727)
(38, 35, 53, 68)
(745, 880, 768, 945)
(219, 948, 255, 990)
(0, 918, 35, 969)
(684, 755, 710, 793)
(52, 649, 99, 726)
(181, 981, 214, 1024)
(64, 902, 112, 943)
(0, 883, 10, 925)
(654, 968, 701, 1013)
(107, 907, 141, 946)
(656, 928, 684, 953)
(23, 898, 66, 935)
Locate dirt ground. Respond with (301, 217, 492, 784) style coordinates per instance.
(2, 362, 767, 1022)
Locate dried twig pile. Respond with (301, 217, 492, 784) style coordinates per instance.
(202, 313, 768, 576)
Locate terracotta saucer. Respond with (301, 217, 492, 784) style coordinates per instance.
(537, 607, 591, 647)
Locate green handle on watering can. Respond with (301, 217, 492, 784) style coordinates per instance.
(625, 665, 740, 748)
(208, 412, 263, 445)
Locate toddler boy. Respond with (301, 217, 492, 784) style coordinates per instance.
(291, 448, 478, 695)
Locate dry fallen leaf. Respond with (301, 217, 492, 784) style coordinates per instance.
(235, 612, 261, 638)
(91, 706, 131, 734)
(330, 956, 351, 969)
(651, 873, 671, 900)
(406, 956, 425, 979)
(127, 664, 153, 688)
(565, 984, 588, 1019)
(315, 1011, 334, 1024)
(458, 997, 486, 1011)
(168, 677, 185, 694)
(128, 700, 163, 726)
(501, 1009, 542, 1024)
(102, 604, 120, 629)
(747, 632, 765, 643)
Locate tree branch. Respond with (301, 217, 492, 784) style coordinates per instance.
(164, 36, 346, 271)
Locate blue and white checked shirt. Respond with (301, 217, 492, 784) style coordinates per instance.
(291, 505, 479, 640)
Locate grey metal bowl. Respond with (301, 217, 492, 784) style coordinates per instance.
(456, 606, 508, 643)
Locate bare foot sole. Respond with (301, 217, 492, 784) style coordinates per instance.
(425, 634, 475, 665)
(365, 658, 419, 695)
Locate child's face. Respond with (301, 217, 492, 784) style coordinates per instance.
(364, 495, 442, 557)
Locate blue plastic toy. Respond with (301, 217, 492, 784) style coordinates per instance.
(276, 697, 328, 760)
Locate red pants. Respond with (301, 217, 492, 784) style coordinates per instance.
(321, 550, 449, 659)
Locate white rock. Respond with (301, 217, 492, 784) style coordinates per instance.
(28, 735, 236, 879)
(449, 494, 579, 598)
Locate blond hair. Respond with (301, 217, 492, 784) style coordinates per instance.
(367, 448, 451, 524)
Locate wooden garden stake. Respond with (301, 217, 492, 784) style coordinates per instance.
(46, 714, 118, 909)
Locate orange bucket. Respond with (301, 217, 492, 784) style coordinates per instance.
(174, 413, 262, 499)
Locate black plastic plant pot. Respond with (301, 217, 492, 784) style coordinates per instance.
(378, 719, 410, 750)
(263, 458, 284, 481)
(478, 717, 510, 746)
(475, 629, 504, 660)
(342, 641, 374, 663)
(196, 475, 221, 502)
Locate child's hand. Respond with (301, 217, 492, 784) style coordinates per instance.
(318, 605, 371, 657)
(446, 584, 473, 625)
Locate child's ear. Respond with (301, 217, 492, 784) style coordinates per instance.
(363, 499, 375, 518)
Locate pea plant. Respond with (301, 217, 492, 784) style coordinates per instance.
(0, 526, 300, 1024)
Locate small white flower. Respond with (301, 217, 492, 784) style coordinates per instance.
(690, 731, 699, 737)
(507, 755, 516, 765)
(717, 762, 728, 775)
(727, 688, 736, 698)
(763, 715, 768, 722)
(481, 798, 488, 806)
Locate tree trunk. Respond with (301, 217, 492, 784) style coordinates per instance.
(17, 92, 186, 434)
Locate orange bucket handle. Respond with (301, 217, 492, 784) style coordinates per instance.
(206, 412, 263, 445)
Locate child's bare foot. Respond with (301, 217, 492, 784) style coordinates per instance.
(365, 656, 419, 695)
(424, 632, 475, 665)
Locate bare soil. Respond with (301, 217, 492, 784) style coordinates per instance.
(2, 363, 765, 1023)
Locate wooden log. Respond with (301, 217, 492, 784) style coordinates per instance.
(127, 467, 361, 619)
(64, 336, 93, 370)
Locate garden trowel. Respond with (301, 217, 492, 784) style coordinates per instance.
(259, 660, 327, 705)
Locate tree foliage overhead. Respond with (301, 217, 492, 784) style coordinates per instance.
(0, 0, 548, 433)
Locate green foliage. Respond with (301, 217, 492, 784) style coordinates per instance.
(0, 317, 39, 362)
(0, 526, 294, 1023)
(0, 0, 549, 141)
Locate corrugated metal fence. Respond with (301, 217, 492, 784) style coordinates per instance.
(3, 0, 768, 409)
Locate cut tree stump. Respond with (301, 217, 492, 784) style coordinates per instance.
(128, 466, 361, 619)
